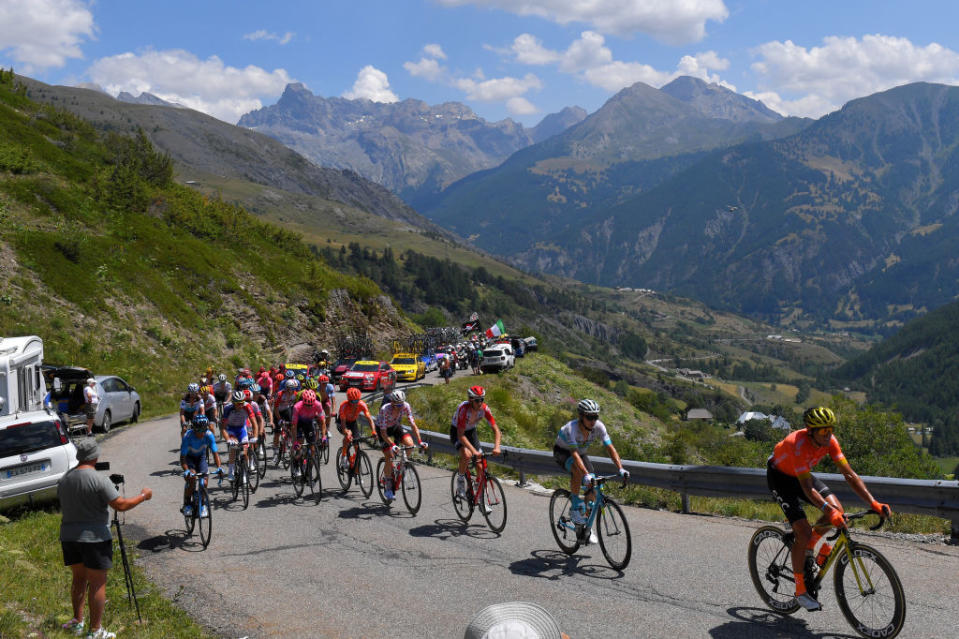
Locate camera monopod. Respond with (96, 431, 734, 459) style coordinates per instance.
(108, 470, 142, 624)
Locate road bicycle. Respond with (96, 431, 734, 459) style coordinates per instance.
(375, 445, 422, 514)
(450, 451, 507, 533)
(226, 441, 252, 510)
(182, 469, 221, 549)
(251, 430, 268, 479)
(747, 510, 906, 638)
(549, 474, 632, 570)
(289, 438, 322, 502)
(335, 431, 375, 497)
(274, 419, 292, 469)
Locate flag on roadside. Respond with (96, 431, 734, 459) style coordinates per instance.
(485, 319, 505, 339)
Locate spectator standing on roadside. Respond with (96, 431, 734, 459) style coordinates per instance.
(58, 439, 152, 639)
(440, 354, 453, 384)
(83, 378, 99, 435)
(473, 347, 484, 375)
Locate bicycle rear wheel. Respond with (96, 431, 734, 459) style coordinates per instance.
(356, 449, 374, 498)
(375, 458, 392, 505)
(549, 489, 580, 555)
(275, 438, 287, 469)
(197, 483, 212, 549)
(747, 526, 801, 614)
(450, 472, 473, 522)
(320, 439, 330, 465)
(597, 498, 631, 570)
(401, 463, 421, 515)
(291, 454, 306, 497)
(834, 542, 906, 639)
(480, 475, 507, 533)
(336, 448, 353, 491)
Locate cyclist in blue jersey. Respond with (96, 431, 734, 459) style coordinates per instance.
(180, 415, 223, 517)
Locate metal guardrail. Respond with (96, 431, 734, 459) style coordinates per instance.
(415, 428, 959, 542)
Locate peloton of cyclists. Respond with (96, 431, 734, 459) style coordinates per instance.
(376, 390, 428, 501)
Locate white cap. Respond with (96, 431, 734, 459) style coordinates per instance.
(464, 602, 563, 639)
(87, 378, 96, 385)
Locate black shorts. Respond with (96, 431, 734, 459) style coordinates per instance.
(62, 539, 113, 570)
(379, 425, 410, 449)
(184, 453, 209, 474)
(295, 419, 317, 445)
(338, 419, 361, 439)
(767, 460, 833, 523)
(449, 426, 480, 451)
(277, 407, 293, 424)
(553, 445, 593, 473)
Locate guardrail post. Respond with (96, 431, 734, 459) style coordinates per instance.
(952, 518, 959, 545)
(518, 467, 527, 487)
(681, 491, 690, 514)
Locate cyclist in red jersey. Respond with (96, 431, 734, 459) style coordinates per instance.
(450, 386, 501, 504)
(766, 406, 891, 611)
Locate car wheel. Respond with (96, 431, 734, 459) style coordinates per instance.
(131, 402, 140, 423)
(100, 410, 112, 433)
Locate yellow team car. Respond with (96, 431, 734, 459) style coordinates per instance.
(389, 353, 425, 382)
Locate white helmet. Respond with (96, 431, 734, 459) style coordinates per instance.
(389, 390, 406, 404)
(577, 399, 600, 415)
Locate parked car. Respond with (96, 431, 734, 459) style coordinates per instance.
(481, 345, 515, 373)
(331, 357, 358, 384)
(523, 336, 538, 352)
(0, 410, 77, 510)
(389, 354, 425, 382)
(43, 367, 141, 434)
(418, 351, 437, 373)
(339, 361, 397, 393)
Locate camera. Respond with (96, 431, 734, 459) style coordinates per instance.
(94, 461, 110, 471)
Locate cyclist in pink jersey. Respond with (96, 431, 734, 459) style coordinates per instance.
(291, 390, 325, 447)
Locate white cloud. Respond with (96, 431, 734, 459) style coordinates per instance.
(510, 33, 561, 65)
(342, 65, 399, 102)
(506, 96, 538, 115)
(403, 57, 445, 81)
(243, 29, 294, 45)
(750, 35, 959, 117)
(454, 73, 542, 101)
(436, 0, 728, 43)
(0, 0, 94, 71)
(87, 49, 293, 123)
(584, 61, 671, 91)
(422, 43, 447, 60)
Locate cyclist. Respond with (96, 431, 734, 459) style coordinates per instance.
(200, 385, 218, 432)
(221, 390, 257, 481)
(767, 406, 891, 612)
(271, 378, 300, 461)
(553, 399, 629, 543)
(290, 389, 325, 477)
(212, 374, 232, 409)
(451, 386, 502, 509)
(337, 388, 374, 468)
(318, 374, 336, 437)
(257, 367, 273, 400)
(251, 383, 273, 433)
(180, 415, 223, 517)
(376, 390, 428, 501)
(179, 383, 206, 438)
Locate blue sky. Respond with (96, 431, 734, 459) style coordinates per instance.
(3, 1, 959, 126)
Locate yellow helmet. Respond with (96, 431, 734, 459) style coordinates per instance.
(803, 406, 836, 429)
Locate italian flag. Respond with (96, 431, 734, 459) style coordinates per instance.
(485, 319, 505, 338)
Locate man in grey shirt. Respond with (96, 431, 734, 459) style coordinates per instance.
(58, 438, 152, 639)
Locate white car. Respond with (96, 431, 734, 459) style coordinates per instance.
(0, 410, 78, 510)
(480, 345, 515, 373)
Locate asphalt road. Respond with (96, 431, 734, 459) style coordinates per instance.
(99, 374, 959, 639)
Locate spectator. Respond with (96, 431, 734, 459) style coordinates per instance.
(57, 438, 152, 639)
(473, 347, 484, 375)
(440, 355, 453, 385)
(464, 601, 569, 639)
(83, 378, 99, 435)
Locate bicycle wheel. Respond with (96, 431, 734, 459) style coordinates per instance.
(197, 483, 212, 549)
(834, 542, 906, 639)
(375, 458, 391, 505)
(336, 448, 353, 491)
(356, 449, 374, 498)
(275, 438, 286, 469)
(747, 526, 801, 614)
(291, 454, 305, 497)
(597, 498, 631, 570)
(480, 475, 508, 533)
(450, 472, 473, 522)
(240, 459, 250, 509)
(184, 489, 196, 535)
(230, 464, 239, 503)
(309, 449, 323, 502)
(256, 439, 268, 478)
(401, 463, 422, 515)
(320, 439, 330, 465)
(247, 448, 260, 493)
(549, 489, 580, 555)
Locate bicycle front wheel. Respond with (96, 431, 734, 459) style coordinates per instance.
(197, 484, 212, 549)
(184, 493, 196, 535)
(230, 466, 239, 503)
(401, 463, 422, 515)
(747, 526, 801, 615)
(480, 475, 507, 533)
(240, 462, 250, 509)
(247, 449, 260, 493)
(356, 450, 374, 498)
(291, 455, 306, 497)
(309, 450, 323, 502)
(336, 448, 352, 491)
(597, 498, 631, 570)
(549, 489, 580, 555)
(834, 542, 906, 639)
(321, 440, 330, 465)
(450, 472, 473, 522)
(256, 439, 268, 478)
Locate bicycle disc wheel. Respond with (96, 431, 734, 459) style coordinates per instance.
(401, 463, 422, 515)
(375, 458, 391, 505)
(450, 472, 473, 522)
(336, 448, 352, 491)
(834, 542, 906, 639)
(240, 463, 250, 509)
(549, 489, 580, 555)
(197, 484, 212, 549)
(480, 475, 508, 533)
(747, 526, 801, 615)
(247, 451, 260, 493)
(291, 455, 305, 497)
(597, 498, 631, 570)
(356, 450, 374, 498)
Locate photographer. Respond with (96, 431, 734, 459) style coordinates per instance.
(57, 438, 152, 639)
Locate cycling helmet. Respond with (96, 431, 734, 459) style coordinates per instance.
(251, 383, 261, 394)
(803, 406, 836, 429)
(201, 385, 212, 395)
(577, 399, 600, 416)
(318, 374, 329, 383)
(191, 414, 210, 431)
(232, 389, 246, 403)
(237, 378, 253, 390)
(347, 388, 361, 401)
(285, 369, 295, 378)
(389, 390, 406, 404)
(218, 373, 227, 382)
(286, 379, 300, 390)
(187, 382, 200, 394)
(467, 385, 486, 400)
(304, 378, 319, 390)
(302, 389, 317, 404)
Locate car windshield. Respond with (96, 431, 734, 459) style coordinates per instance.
(351, 363, 379, 372)
(485, 349, 503, 356)
(0, 421, 63, 458)
(392, 358, 416, 365)
(336, 360, 355, 368)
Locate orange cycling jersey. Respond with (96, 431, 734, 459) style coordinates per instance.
(770, 429, 847, 478)
(338, 400, 371, 423)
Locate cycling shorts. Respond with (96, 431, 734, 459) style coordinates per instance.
(767, 460, 833, 523)
(184, 453, 209, 474)
(295, 419, 317, 445)
(227, 426, 249, 445)
(449, 426, 480, 452)
(338, 419, 361, 440)
(380, 425, 411, 449)
(553, 444, 594, 474)
(277, 407, 293, 424)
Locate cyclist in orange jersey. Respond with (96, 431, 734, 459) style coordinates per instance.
(336, 388, 374, 469)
